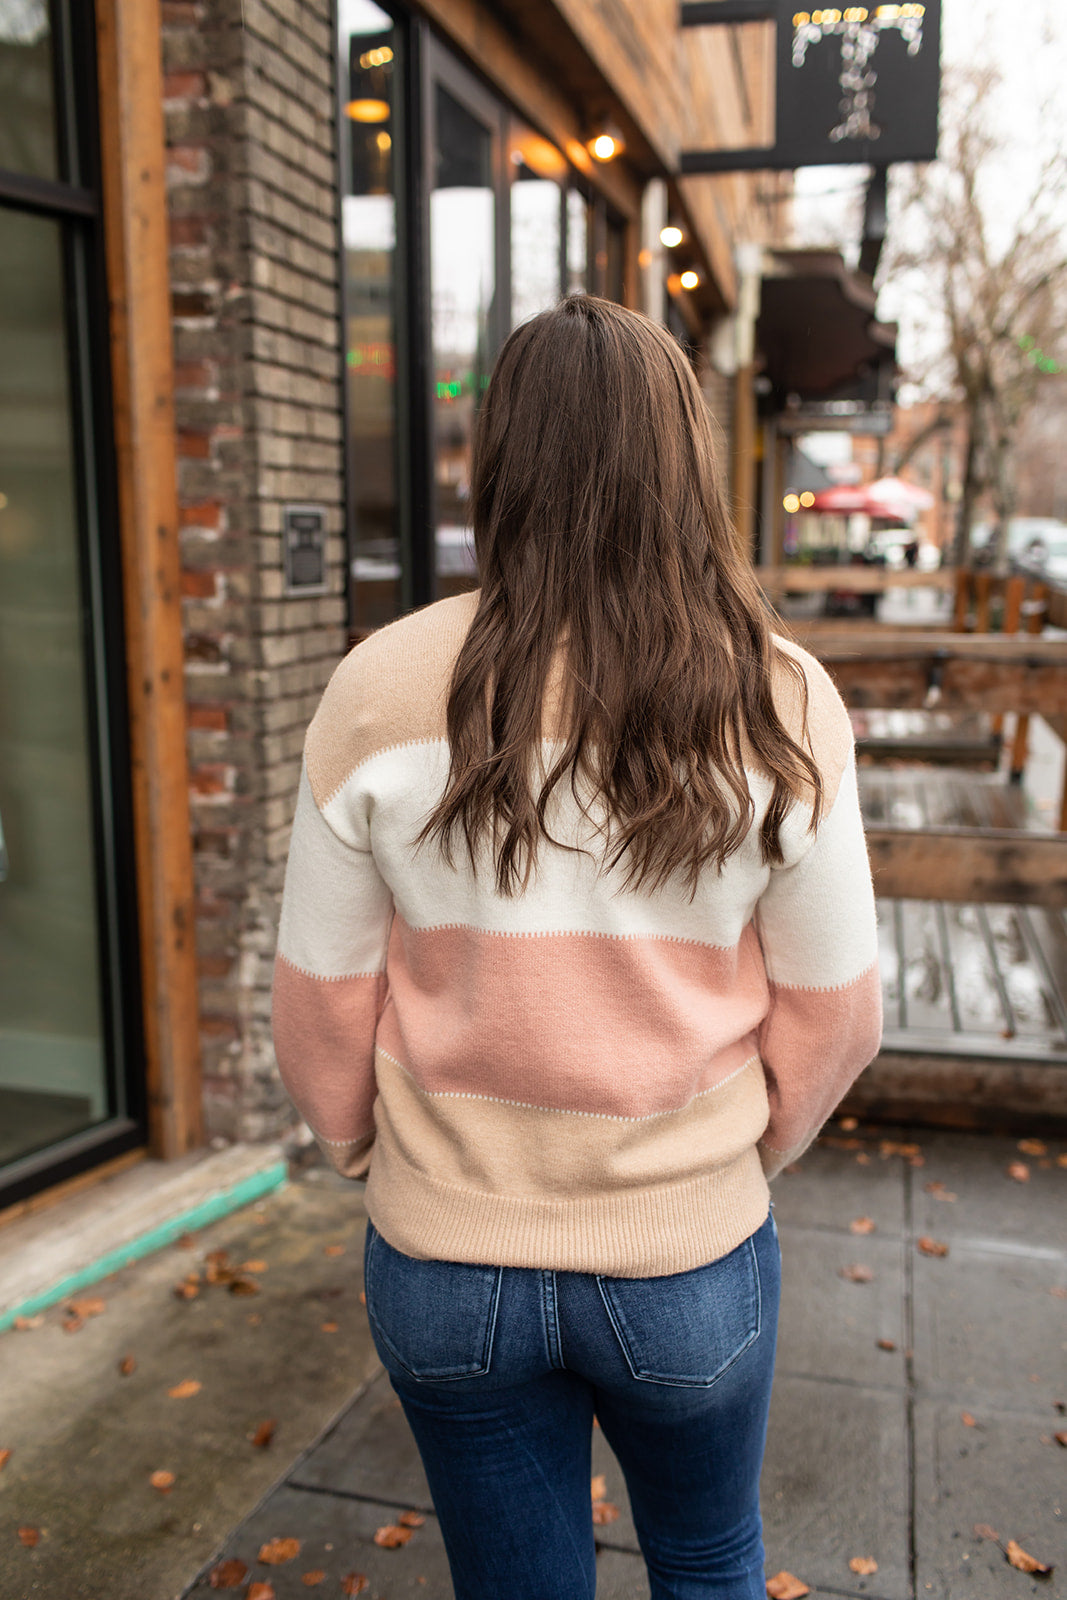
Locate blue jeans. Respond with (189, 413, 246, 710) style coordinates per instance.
(362, 1208, 781, 1599)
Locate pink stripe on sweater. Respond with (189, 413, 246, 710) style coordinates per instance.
(271, 956, 383, 1142)
(375, 917, 769, 1118)
(758, 962, 884, 1154)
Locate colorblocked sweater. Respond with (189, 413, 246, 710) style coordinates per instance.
(272, 591, 883, 1277)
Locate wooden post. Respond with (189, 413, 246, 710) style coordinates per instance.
(731, 363, 757, 560)
(1009, 581, 1049, 782)
(953, 567, 970, 632)
(95, 0, 204, 1157)
(991, 575, 1024, 741)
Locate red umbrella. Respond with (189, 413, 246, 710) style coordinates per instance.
(807, 483, 904, 519)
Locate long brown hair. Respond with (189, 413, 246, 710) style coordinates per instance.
(421, 294, 822, 895)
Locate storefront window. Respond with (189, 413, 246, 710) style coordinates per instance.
(510, 127, 564, 325)
(431, 80, 497, 597)
(566, 187, 589, 294)
(0, 0, 58, 181)
(339, 0, 402, 633)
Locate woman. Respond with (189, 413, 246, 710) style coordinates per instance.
(273, 295, 882, 1599)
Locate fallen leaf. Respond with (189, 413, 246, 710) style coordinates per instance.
(1051, 1287, 1067, 1299)
(839, 1263, 874, 1283)
(168, 1379, 202, 1399)
(398, 1510, 425, 1527)
(1007, 1161, 1031, 1183)
(917, 1236, 949, 1258)
(258, 1537, 301, 1564)
(765, 1572, 810, 1599)
(321, 1321, 338, 1333)
(324, 1244, 345, 1257)
(17, 1526, 39, 1547)
(208, 1558, 248, 1588)
(924, 1180, 958, 1202)
(855, 1152, 871, 1165)
(592, 1500, 620, 1524)
(173, 1277, 200, 1300)
(341, 1576, 368, 1596)
(1018, 1138, 1047, 1157)
(590, 1474, 607, 1501)
(251, 1419, 277, 1449)
(118, 1354, 137, 1376)
(1056, 1153, 1067, 1168)
(205, 1251, 235, 1286)
(68, 1296, 105, 1318)
(1005, 1539, 1053, 1576)
(13, 1315, 43, 1330)
(876, 1338, 897, 1351)
(61, 1313, 84, 1334)
(241, 1260, 268, 1273)
(248, 1585, 276, 1600)
(879, 1140, 921, 1160)
(229, 1276, 261, 1297)
(150, 1470, 175, 1492)
(974, 1524, 999, 1542)
(961, 1412, 977, 1427)
(849, 1556, 878, 1575)
(248, 1312, 263, 1325)
(1053, 1431, 1067, 1447)
(374, 1524, 413, 1548)
(175, 1231, 197, 1249)
(821, 1135, 863, 1150)
(0, 1449, 11, 1472)
(850, 1216, 876, 1235)
(301, 1572, 326, 1587)
(838, 1116, 859, 1132)
(359, 1290, 366, 1305)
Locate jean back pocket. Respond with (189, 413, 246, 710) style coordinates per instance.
(363, 1222, 503, 1382)
(597, 1230, 762, 1387)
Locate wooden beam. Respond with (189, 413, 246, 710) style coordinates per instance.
(760, 564, 956, 594)
(865, 826, 1067, 906)
(96, 0, 203, 1158)
(807, 634, 1067, 716)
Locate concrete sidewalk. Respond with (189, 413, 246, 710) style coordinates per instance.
(179, 1127, 1066, 1600)
(3, 1124, 1063, 1598)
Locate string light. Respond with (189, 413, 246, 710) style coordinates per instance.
(679, 269, 700, 289)
(660, 225, 684, 248)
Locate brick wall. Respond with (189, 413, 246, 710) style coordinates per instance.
(161, 0, 346, 1139)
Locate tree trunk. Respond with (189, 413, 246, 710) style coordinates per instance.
(954, 396, 985, 566)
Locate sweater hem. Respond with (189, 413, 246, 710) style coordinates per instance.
(364, 1136, 771, 1278)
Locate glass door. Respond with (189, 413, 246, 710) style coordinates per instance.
(0, 0, 144, 1201)
(426, 44, 506, 599)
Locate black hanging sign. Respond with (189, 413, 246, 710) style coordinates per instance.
(680, 1, 941, 172)
(283, 504, 329, 595)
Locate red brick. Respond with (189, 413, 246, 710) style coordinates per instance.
(190, 765, 232, 795)
(197, 955, 233, 978)
(174, 360, 215, 390)
(164, 70, 206, 101)
(177, 430, 212, 460)
(169, 216, 208, 249)
(188, 703, 228, 730)
(169, 144, 208, 173)
(200, 1016, 240, 1041)
(179, 500, 222, 529)
(181, 569, 219, 599)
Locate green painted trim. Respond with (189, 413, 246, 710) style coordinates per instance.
(0, 1159, 288, 1333)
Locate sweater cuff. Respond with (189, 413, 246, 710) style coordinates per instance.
(758, 1137, 805, 1182)
(311, 1128, 375, 1180)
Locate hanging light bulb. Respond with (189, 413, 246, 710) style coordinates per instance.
(586, 119, 626, 162)
(660, 225, 684, 249)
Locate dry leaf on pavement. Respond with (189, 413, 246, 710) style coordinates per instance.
(173, 1277, 200, 1300)
(1007, 1162, 1031, 1183)
(149, 1470, 175, 1492)
(917, 1237, 949, 1258)
(168, 1379, 202, 1399)
(17, 1526, 39, 1547)
(301, 1572, 326, 1586)
(924, 1180, 958, 1202)
(374, 1524, 414, 1548)
(398, 1511, 425, 1528)
(13, 1315, 43, 1330)
(241, 1260, 268, 1273)
(1018, 1139, 1047, 1156)
(258, 1537, 301, 1564)
(321, 1321, 339, 1333)
(68, 1296, 106, 1318)
(1005, 1539, 1053, 1576)
(850, 1217, 876, 1235)
(229, 1276, 261, 1297)
(849, 1556, 878, 1575)
(118, 1354, 137, 1376)
(0, 1449, 11, 1472)
(62, 1313, 84, 1334)
(973, 1524, 999, 1542)
(324, 1244, 345, 1256)
(592, 1501, 620, 1524)
(765, 1572, 810, 1599)
(251, 1419, 277, 1448)
(341, 1576, 368, 1596)
(247, 1584, 276, 1600)
(839, 1263, 874, 1282)
(1053, 1431, 1067, 1447)
(591, 1475, 607, 1501)
(208, 1558, 248, 1588)
(961, 1412, 977, 1427)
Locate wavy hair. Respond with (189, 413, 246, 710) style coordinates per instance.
(420, 294, 822, 895)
